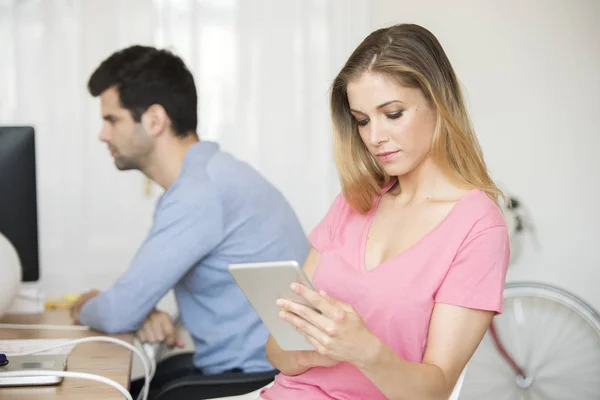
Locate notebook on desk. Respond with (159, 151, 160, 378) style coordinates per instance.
(0, 339, 74, 386)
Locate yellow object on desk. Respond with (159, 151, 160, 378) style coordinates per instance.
(45, 294, 81, 311)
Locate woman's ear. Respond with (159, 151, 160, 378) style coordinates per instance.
(141, 104, 169, 137)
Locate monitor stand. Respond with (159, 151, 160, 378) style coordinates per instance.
(6, 283, 44, 314)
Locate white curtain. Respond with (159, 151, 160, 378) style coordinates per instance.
(0, 0, 370, 296)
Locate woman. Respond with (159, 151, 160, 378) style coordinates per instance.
(262, 23, 510, 400)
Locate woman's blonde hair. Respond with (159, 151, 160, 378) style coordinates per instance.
(331, 23, 504, 213)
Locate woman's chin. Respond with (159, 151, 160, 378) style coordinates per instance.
(382, 163, 413, 178)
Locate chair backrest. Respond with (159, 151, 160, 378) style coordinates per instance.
(449, 368, 466, 400)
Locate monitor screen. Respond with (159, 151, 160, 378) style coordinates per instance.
(0, 126, 40, 282)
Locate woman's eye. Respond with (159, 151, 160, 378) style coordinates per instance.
(387, 111, 403, 120)
(356, 119, 369, 127)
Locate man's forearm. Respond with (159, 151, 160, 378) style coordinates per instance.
(71, 290, 100, 324)
(77, 291, 141, 334)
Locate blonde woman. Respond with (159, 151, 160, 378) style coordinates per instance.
(262, 23, 510, 400)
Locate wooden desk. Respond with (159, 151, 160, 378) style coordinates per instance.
(0, 310, 133, 399)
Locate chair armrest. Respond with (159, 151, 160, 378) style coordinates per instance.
(154, 370, 278, 400)
(167, 370, 277, 386)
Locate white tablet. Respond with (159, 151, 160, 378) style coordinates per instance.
(228, 260, 316, 351)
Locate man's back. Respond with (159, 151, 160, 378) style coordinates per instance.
(78, 44, 306, 393)
(163, 141, 309, 373)
(79, 141, 309, 374)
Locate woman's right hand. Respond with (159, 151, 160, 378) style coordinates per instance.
(296, 350, 340, 369)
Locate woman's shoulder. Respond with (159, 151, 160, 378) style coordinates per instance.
(324, 192, 362, 228)
(455, 189, 508, 234)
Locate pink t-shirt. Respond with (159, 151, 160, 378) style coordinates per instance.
(262, 186, 510, 400)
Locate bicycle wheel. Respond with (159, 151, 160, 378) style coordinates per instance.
(460, 282, 600, 400)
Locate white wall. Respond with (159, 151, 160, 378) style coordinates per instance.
(0, 0, 371, 302)
(2, 0, 599, 313)
(370, 0, 600, 307)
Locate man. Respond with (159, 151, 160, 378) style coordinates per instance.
(71, 45, 309, 393)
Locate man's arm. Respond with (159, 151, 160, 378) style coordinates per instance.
(70, 290, 100, 322)
(76, 186, 223, 333)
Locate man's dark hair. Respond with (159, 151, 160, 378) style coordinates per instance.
(88, 45, 197, 137)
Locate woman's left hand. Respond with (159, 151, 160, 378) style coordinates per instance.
(277, 283, 380, 368)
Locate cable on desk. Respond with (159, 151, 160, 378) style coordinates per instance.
(0, 335, 156, 400)
(0, 370, 133, 400)
(0, 323, 90, 331)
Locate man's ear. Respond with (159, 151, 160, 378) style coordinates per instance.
(141, 104, 169, 137)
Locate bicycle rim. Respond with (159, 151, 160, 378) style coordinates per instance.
(460, 282, 600, 400)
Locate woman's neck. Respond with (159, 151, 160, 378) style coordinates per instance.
(392, 158, 454, 204)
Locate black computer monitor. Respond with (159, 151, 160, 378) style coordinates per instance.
(0, 126, 40, 282)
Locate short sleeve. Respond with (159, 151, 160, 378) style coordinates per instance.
(308, 193, 347, 253)
(434, 225, 510, 314)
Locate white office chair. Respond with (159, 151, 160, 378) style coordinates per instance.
(204, 368, 466, 400)
(450, 368, 466, 400)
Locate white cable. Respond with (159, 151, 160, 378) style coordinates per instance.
(0, 325, 158, 399)
(1, 336, 152, 400)
(139, 343, 157, 400)
(142, 342, 157, 380)
(0, 370, 133, 400)
(6, 336, 151, 400)
(0, 323, 90, 331)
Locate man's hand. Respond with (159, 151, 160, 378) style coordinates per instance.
(70, 289, 101, 323)
(137, 310, 184, 348)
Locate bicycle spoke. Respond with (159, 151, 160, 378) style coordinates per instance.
(512, 297, 526, 363)
(534, 304, 571, 364)
(523, 297, 539, 371)
(529, 304, 585, 372)
(526, 296, 549, 371)
(537, 374, 600, 385)
(496, 387, 519, 400)
(533, 375, 600, 399)
(464, 284, 600, 400)
(469, 359, 513, 374)
(533, 331, 594, 374)
(541, 342, 600, 375)
(460, 382, 509, 398)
